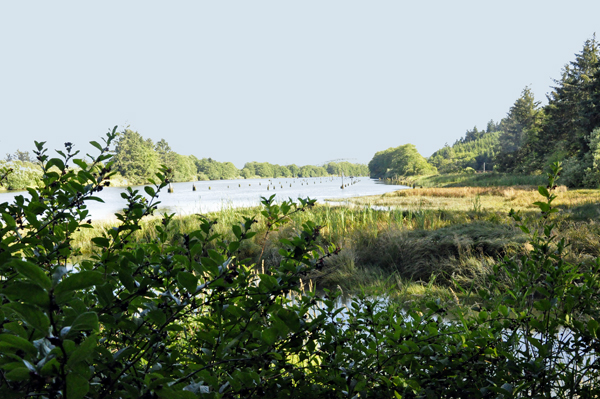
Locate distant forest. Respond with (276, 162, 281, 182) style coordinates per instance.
(369, 36, 600, 188)
(0, 132, 369, 189)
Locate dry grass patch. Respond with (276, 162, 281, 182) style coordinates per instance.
(334, 185, 585, 214)
(388, 186, 537, 198)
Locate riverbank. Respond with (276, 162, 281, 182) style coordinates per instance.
(385, 171, 547, 188)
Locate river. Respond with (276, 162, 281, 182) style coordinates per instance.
(0, 176, 408, 221)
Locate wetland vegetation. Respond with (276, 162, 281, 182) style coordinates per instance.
(3, 139, 600, 397)
(1, 35, 600, 398)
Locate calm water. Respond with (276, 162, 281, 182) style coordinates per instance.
(0, 176, 408, 220)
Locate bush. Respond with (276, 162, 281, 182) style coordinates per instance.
(0, 160, 42, 190)
(0, 130, 344, 398)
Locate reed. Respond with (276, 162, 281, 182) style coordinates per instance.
(409, 172, 548, 188)
(71, 187, 600, 296)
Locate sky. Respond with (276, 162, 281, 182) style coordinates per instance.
(1, 1, 599, 168)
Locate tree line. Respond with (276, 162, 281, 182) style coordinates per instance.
(112, 129, 369, 185)
(0, 130, 369, 190)
(369, 35, 600, 187)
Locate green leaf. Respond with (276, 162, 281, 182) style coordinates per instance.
(55, 271, 104, 296)
(478, 311, 488, 322)
(95, 283, 114, 306)
(69, 312, 99, 334)
(68, 335, 97, 367)
(89, 141, 103, 152)
(72, 159, 89, 170)
(588, 319, 599, 338)
(2, 213, 16, 228)
(144, 186, 156, 197)
(538, 186, 550, 198)
(67, 373, 90, 399)
(277, 309, 300, 333)
(228, 241, 240, 253)
(4, 303, 50, 333)
(147, 309, 166, 326)
(498, 305, 509, 317)
(1, 282, 49, 308)
(177, 272, 197, 294)
(165, 324, 185, 332)
(9, 260, 51, 291)
(118, 269, 136, 292)
(533, 299, 552, 312)
(91, 237, 110, 248)
(262, 328, 277, 346)
(47, 158, 65, 171)
(5, 367, 30, 381)
(0, 334, 37, 356)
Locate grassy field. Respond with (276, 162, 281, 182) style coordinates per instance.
(389, 171, 548, 188)
(71, 184, 600, 307)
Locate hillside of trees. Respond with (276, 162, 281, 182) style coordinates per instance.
(369, 35, 600, 188)
(428, 129, 500, 174)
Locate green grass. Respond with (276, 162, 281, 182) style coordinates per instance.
(71, 186, 600, 301)
(405, 172, 548, 188)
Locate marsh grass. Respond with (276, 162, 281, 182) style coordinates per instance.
(71, 187, 600, 300)
(408, 172, 548, 188)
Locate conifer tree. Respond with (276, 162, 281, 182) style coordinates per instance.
(543, 35, 600, 156)
(495, 87, 542, 172)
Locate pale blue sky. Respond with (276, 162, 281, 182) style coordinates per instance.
(1, 1, 599, 168)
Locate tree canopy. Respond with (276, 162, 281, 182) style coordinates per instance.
(368, 144, 436, 178)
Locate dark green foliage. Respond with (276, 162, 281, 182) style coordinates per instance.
(495, 87, 544, 173)
(544, 35, 600, 157)
(429, 131, 500, 173)
(464, 125, 484, 142)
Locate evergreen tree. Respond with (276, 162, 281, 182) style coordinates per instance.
(495, 87, 542, 172)
(580, 57, 600, 138)
(543, 35, 600, 156)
